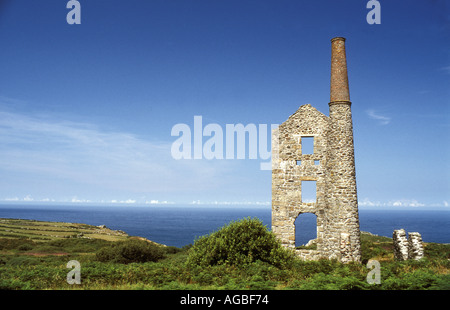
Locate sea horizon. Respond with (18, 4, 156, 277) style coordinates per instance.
(1, 200, 449, 210)
(0, 203, 449, 247)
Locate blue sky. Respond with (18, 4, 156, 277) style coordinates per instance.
(0, 0, 448, 208)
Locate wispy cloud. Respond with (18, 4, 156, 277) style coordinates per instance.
(366, 109, 391, 125)
(358, 198, 435, 208)
(189, 200, 270, 206)
(439, 65, 450, 74)
(0, 110, 235, 200)
(388, 199, 425, 207)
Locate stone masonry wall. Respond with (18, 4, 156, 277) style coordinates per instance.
(271, 37, 361, 263)
(393, 229, 409, 261)
(327, 102, 361, 263)
(408, 232, 424, 260)
(393, 229, 424, 261)
(271, 104, 329, 254)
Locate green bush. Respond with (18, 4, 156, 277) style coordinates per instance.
(96, 239, 165, 264)
(186, 217, 294, 268)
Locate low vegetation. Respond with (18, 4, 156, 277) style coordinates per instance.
(0, 217, 448, 290)
(186, 217, 294, 268)
(0, 218, 129, 242)
(96, 239, 165, 264)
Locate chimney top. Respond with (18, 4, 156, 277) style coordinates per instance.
(330, 37, 350, 103)
(331, 37, 346, 43)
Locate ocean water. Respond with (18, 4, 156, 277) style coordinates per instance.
(0, 204, 448, 247)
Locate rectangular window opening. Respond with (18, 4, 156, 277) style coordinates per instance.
(296, 160, 301, 165)
(301, 180, 317, 203)
(301, 137, 314, 155)
(314, 160, 320, 166)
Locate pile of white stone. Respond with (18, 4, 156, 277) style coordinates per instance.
(392, 229, 424, 261)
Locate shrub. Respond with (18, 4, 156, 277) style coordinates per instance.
(96, 239, 165, 264)
(186, 217, 294, 268)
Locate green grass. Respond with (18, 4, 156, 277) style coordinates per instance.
(0, 218, 129, 242)
(0, 219, 448, 290)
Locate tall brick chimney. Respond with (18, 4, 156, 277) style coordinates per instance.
(327, 37, 361, 263)
(330, 37, 350, 103)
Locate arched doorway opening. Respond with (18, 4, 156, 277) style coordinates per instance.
(295, 212, 317, 249)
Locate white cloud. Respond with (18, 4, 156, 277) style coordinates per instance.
(40, 198, 55, 202)
(122, 199, 136, 204)
(389, 199, 425, 207)
(359, 198, 427, 208)
(366, 109, 391, 125)
(358, 198, 382, 207)
(0, 110, 237, 199)
(145, 200, 172, 205)
(440, 65, 450, 74)
(23, 195, 34, 202)
(189, 200, 270, 206)
(71, 197, 91, 203)
(4, 197, 19, 201)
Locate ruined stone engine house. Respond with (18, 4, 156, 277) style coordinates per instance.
(271, 37, 361, 263)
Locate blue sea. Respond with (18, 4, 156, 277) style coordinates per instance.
(0, 204, 448, 247)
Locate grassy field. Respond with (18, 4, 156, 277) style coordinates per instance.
(0, 217, 449, 290)
(0, 218, 129, 242)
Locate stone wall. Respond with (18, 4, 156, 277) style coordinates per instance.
(393, 229, 409, 260)
(271, 104, 329, 251)
(408, 232, 424, 260)
(393, 229, 424, 261)
(271, 102, 361, 263)
(271, 37, 361, 263)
